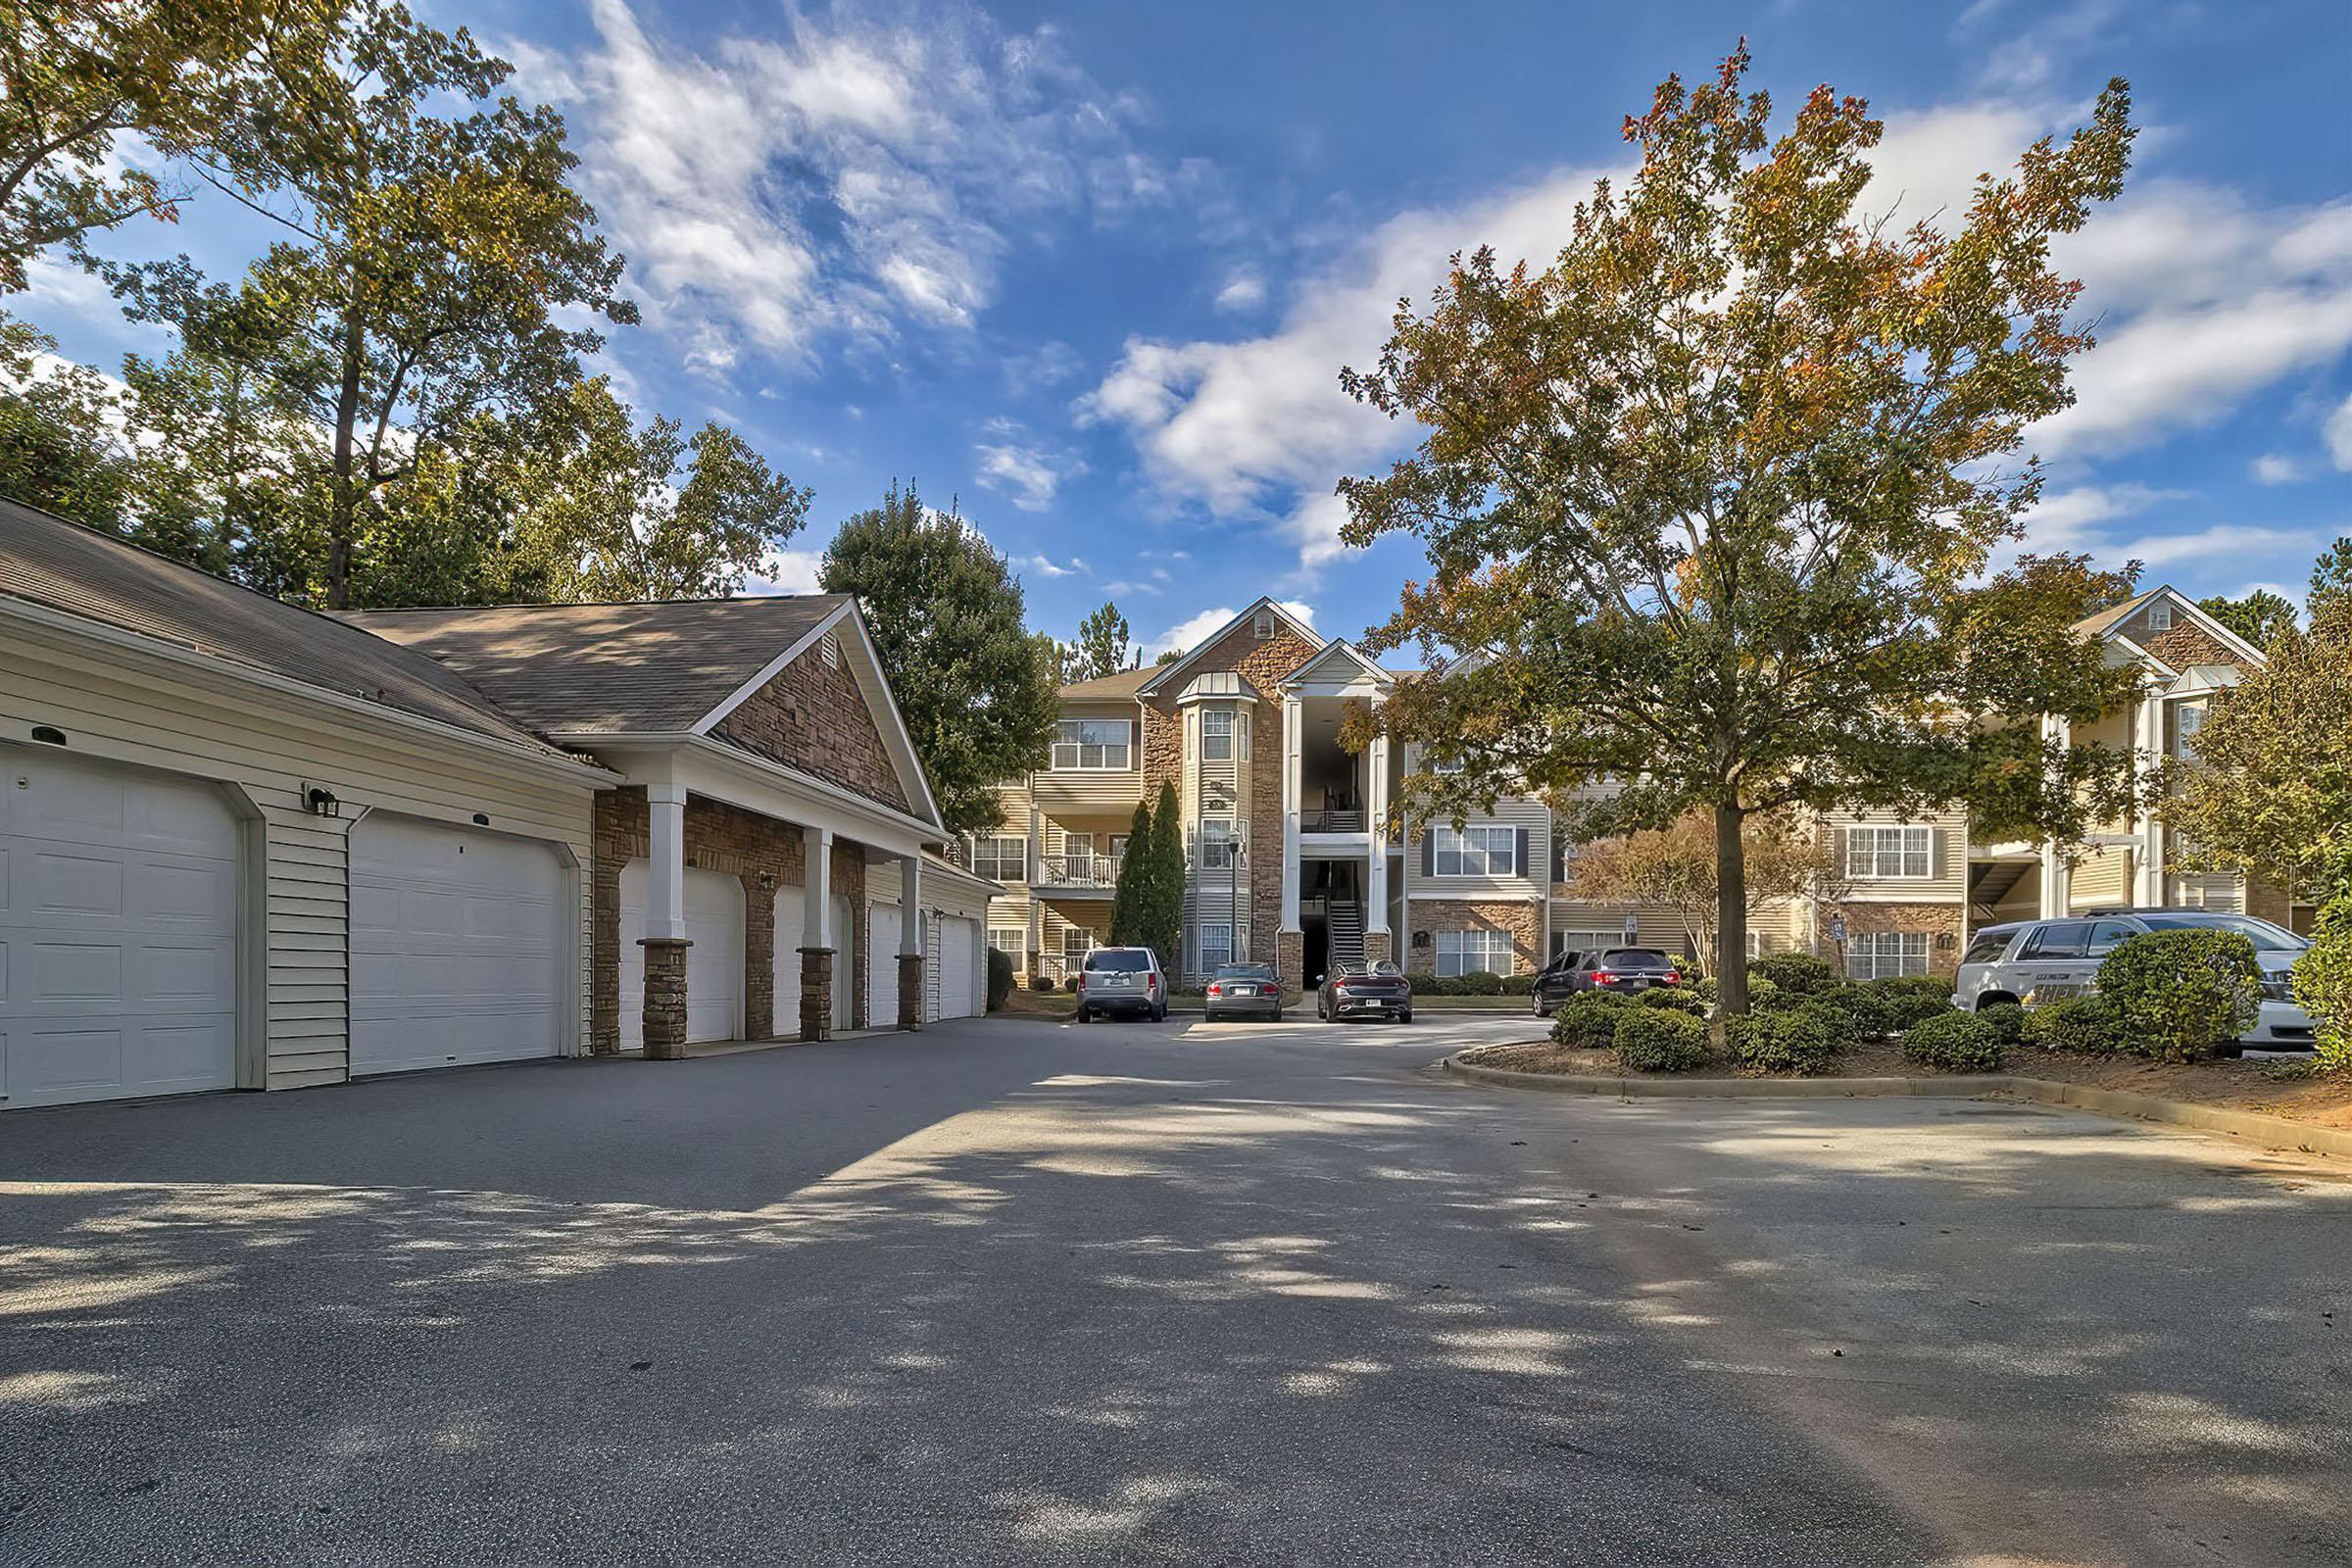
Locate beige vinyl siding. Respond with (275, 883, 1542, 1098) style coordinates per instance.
(2066, 846, 2132, 911)
(1829, 809, 1966, 903)
(5, 618, 599, 1090)
(1036, 701, 1144, 813)
(1406, 797, 1549, 900)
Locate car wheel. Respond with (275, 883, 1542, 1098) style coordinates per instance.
(1399, 1008, 1413, 1024)
(2214, 1039, 2248, 1058)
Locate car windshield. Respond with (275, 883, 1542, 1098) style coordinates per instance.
(1600, 949, 1670, 967)
(1084, 950, 1151, 971)
(2132, 914, 2306, 950)
(1215, 963, 1274, 980)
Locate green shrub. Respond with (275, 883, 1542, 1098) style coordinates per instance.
(1062, 975, 1082, 993)
(1805, 983, 1895, 1042)
(1791, 997, 1860, 1053)
(2095, 929, 2260, 1061)
(2293, 897, 2352, 1075)
(2024, 994, 2123, 1055)
(1453, 969, 1505, 996)
(1612, 1008, 1710, 1072)
(1499, 973, 1536, 996)
(1691, 976, 1719, 1005)
(1638, 986, 1707, 1014)
(1029, 973, 1056, 993)
(1723, 1008, 1837, 1074)
(1747, 951, 1841, 996)
(1871, 974, 1957, 1030)
(1901, 1009, 2006, 1072)
(986, 948, 1014, 1011)
(1550, 991, 1635, 1048)
(1974, 1002, 2029, 1051)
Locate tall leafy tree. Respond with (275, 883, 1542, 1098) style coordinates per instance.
(2166, 542, 2352, 906)
(2196, 589, 2299, 653)
(0, 318, 140, 531)
(1566, 808, 1844, 974)
(1338, 47, 2146, 1014)
(1107, 797, 1153, 947)
(1141, 778, 1185, 967)
(820, 481, 1060, 838)
(112, 9, 635, 607)
(1069, 601, 1132, 680)
(502, 377, 809, 604)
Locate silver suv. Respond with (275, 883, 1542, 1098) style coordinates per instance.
(1074, 947, 1168, 1023)
(1953, 909, 2314, 1053)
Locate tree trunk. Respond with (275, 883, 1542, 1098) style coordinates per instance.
(325, 307, 367, 610)
(1715, 801, 1749, 1014)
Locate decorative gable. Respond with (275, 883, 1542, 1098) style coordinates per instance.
(714, 644, 913, 813)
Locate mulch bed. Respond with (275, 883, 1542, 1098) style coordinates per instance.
(1461, 1038, 2352, 1132)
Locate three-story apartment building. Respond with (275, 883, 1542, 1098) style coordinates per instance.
(980, 588, 2305, 996)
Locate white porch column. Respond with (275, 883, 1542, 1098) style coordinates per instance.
(1280, 694, 1302, 932)
(646, 783, 690, 940)
(803, 826, 834, 949)
(1365, 732, 1391, 934)
(2133, 692, 2166, 905)
(2039, 714, 2073, 917)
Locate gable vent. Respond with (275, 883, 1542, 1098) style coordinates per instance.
(1252, 611, 1274, 640)
(819, 632, 841, 667)
(2147, 602, 2173, 632)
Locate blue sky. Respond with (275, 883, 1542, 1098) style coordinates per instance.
(21, 0, 2352, 652)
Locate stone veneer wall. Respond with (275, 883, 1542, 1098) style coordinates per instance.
(591, 786, 866, 1051)
(714, 644, 912, 813)
(1406, 898, 1541, 976)
(1821, 900, 1965, 979)
(2111, 601, 2246, 673)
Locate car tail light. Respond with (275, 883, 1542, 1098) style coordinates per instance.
(1593, 970, 1617, 983)
(1148, 972, 1159, 989)
(1664, 970, 1680, 984)
(1206, 983, 1221, 998)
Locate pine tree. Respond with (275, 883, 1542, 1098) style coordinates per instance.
(1108, 797, 1152, 947)
(1144, 779, 1185, 968)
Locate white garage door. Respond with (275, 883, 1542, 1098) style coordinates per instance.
(350, 815, 564, 1076)
(868, 903, 900, 1026)
(770, 886, 854, 1034)
(0, 746, 239, 1108)
(620, 861, 743, 1048)
(934, 915, 977, 1020)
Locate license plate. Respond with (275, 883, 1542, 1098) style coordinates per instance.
(1624, 978, 1648, 990)
(1230, 985, 1257, 996)
(1103, 974, 1132, 988)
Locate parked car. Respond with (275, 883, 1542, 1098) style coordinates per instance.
(1563, 948, 1684, 996)
(1316, 960, 1412, 1023)
(1204, 961, 1284, 1023)
(1953, 909, 2314, 1054)
(1531, 951, 1587, 1016)
(1074, 946, 1168, 1022)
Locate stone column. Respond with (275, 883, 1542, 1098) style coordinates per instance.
(1278, 929, 1304, 1004)
(1362, 930, 1393, 965)
(638, 937, 691, 1058)
(898, 853, 924, 1031)
(800, 825, 835, 1042)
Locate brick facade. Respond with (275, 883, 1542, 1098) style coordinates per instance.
(715, 642, 912, 813)
(591, 786, 867, 1052)
(1407, 898, 1541, 976)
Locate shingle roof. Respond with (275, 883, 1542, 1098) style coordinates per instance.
(0, 499, 577, 761)
(2071, 588, 2163, 638)
(344, 595, 851, 734)
(1057, 664, 1153, 702)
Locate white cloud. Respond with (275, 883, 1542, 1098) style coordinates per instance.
(2121, 524, 2320, 569)
(2328, 391, 2352, 469)
(2018, 482, 2189, 547)
(975, 440, 1081, 511)
(1018, 553, 1087, 578)
(1146, 599, 1317, 659)
(2251, 454, 2307, 485)
(1213, 269, 1266, 313)
(539, 0, 1162, 370)
(751, 548, 826, 595)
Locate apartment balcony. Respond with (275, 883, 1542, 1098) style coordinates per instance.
(1034, 852, 1123, 897)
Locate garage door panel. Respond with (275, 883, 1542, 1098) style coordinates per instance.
(619, 861, 743, 1049)
(935, 916, 976, 1020)
(350, 815, 565, 1077)
(868, 905, 899, 1025)
(27, 852, 123, 917)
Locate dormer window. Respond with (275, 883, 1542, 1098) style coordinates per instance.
(2147, 602, 2173, 632)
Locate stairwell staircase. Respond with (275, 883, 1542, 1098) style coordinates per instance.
(1327, 900, 1366, 966)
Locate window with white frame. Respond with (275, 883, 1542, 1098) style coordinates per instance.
(1198, 922, 1233, 970)
(1845, 824, 1932, 879)
(2177, 703, 2205, 762)
(1201, 710, 1234, 760)
(988, 926, 1027, 959)
(1238, 712, 1251, 761)
(971, 835, 1025, 882)
(1434, 824, 1517, 876)
(1553, 928, 1621, 961)
(1053, 718, 1131, 769)
(1845, 931, 1930, 979)
(2147, 601, 2174, 631)
(1436, 927, 1515, 976)
(1061, 928, 1094, 965)
(1200, 817, 1236, 870)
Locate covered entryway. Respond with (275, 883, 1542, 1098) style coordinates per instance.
(0, 745, 240, 1108)
(868, 901, 901, 1025)
(620, 860, 743, 1048)
(349, 814, 566, 1076)
(933, 914, 978, 1020)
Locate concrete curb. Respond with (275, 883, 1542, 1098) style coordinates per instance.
(1442, 1053, 2352, 1159)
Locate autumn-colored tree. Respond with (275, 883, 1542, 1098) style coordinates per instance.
(1339, 46, 2148, 1015)
(2166, 542, 2352, 906)
(1566, 808, 1842, 974)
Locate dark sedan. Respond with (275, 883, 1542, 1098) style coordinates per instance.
(1204, 962, 1284, 1022)
(1565, 948, 1684, 996)
(1316, 960, 1413, 1023)
(1531, 952, 1587, 1017)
